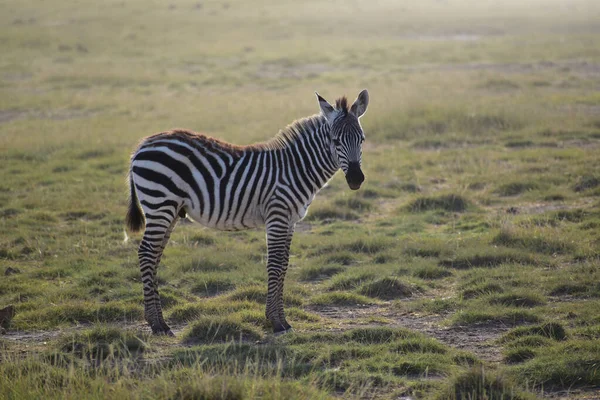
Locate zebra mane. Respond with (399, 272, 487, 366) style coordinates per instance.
(141, 113, 330, 156)
(335, 96, 349, 114)
(262, 114, 327, 151)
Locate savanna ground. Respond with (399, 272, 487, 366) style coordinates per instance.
(1, 0, 600, 398)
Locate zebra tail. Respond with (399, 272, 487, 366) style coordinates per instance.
(125, 172, 145, 232)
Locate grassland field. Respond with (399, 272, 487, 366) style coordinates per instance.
(1, 0, 600, 398)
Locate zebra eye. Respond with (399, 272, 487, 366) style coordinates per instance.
(333, 138, 341, 146)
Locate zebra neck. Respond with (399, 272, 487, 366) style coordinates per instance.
(276, 119, 339, 191)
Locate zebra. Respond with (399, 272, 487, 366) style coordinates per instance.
(125, 90, 369, 335)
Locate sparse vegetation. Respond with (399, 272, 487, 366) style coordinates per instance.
(2, 0, 599, 398)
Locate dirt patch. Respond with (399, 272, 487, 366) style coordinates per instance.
(311, 305, 507, 363)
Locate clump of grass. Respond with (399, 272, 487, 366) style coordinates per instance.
(344, 327, 418, 344)
(169, 377, 245, 400)
(179, 256, 238, 273)
(510, 340, 600, 390)
(495, 181, 539, 196)
(59, 326, 148, 359)
(298, 264, 345, 281)
(488, 292, 546, 308)
(492, 229, 575, 255)
(452, 309, 541, 326)
(501, 322, 567, 342)
(543, 193, 566, 201)
(504, 347, 536, 364)
(413, 265, 452, 279)
(436, 366, 529, 400)
(405, 194, 470, 213)
(227, 285, 303, 307)
(311, 292, 376, 306)
(505, 140, 533, 148)
(552, 209, 587, 222)
(315, 345, 375, 366)
(333, 197, 372, 212)
(168, 301, 258, 323)
(409, 298, 459, 314)
(548, 282, 591, 297)
(324, 251, 357, 265)
(441, 247, 538, 269)
(14, 302, 143, 330)
(326, 271, 377, 291)
(392, 337, 447, 354)
(403, 242, 445, 258)
(372, 253, 394, 264)
(182, 316, 262, 344)
(573, 175, 600, 192)
(305, 205, 359, 221)
(315, 370, 392, 393)
(340, 238, 392, 254)
(461, 283, 504, 299)
(503, 335, 551, 348)
(358, 277, 417, 300)
(387, 353, 451, 376)
(285, 308, 320, 322)
(190, 276, 236, 297)
(236, 309, 271, 330)
(188, 232, 216, 246)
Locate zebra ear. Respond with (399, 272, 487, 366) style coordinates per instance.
(315, 92, 336, 121)
(350, 89, 369, 118)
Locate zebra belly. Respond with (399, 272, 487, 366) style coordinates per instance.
(184, 200, 265, 231)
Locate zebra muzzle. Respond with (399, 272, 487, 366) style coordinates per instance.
(346, 162, 365, 190)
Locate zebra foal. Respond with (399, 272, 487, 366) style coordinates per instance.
(126, 90, 369, 335)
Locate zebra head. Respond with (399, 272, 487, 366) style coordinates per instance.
(316, 89, 369, 190)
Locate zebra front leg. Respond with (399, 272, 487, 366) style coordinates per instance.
(265, 217, 294, 334)
(139, 213, 178, 336)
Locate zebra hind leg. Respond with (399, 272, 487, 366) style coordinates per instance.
(265, 220, 294, 334)
(276, 226, 294, 332)
(138, 210, 179, 336)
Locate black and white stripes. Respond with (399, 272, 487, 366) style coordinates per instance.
(126, 90, 369, 335)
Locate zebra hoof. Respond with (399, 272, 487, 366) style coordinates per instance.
(151, 326, 175, 337)
(273, 326, 294, 336)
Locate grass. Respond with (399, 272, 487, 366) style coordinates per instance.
(182, 316, 263, 344)
(2, 0, 600, 398)
(358, 277, 419, 300)
(405, 194, 471, 213)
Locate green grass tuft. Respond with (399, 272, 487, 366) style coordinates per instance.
(504, 347, 536, 364)
(510, 340, 600, 390)
(358, 277, 418, 300)
(488, 292, 546, 308)
(58, 326, 148, 360)
(501, 322, 567, 342)
(436, 367, 531, 400)
(181, 316, 263, 344)
(345, 327, 418, 344)
(452, 309, 541, 326)
(311, 292, 376, 306)
(298, 264, 345, 281)
(495, 181, 539, 196)
(413, 265, 453, 280)
(406, 194, 470, 213)
(492, 230, 575, 255)
(461, 283, 504, 299)
(573, 175, 600, 192)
